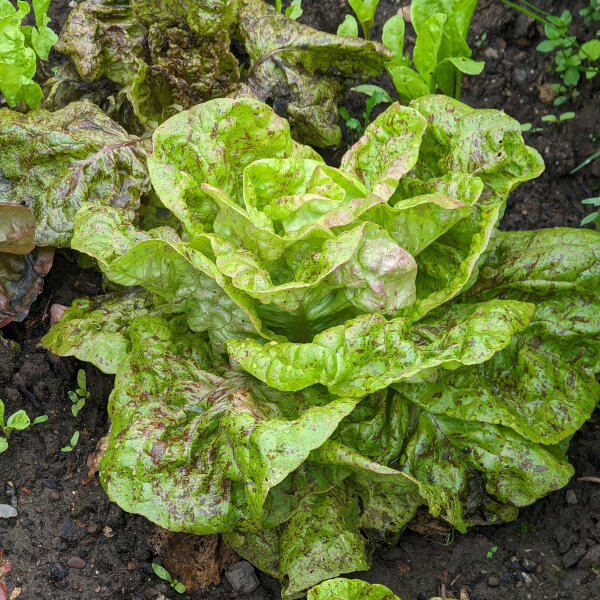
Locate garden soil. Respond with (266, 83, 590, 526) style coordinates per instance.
(1, 1, 599, 599)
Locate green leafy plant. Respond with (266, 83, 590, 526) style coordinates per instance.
(382, 0, 484, 101)
(500, 2, 599, 106)
(68, 369, 89, 417)
(347, 0, 379, 40)
(581, 0, 600, 27)
(541, 111, 575, 124)
(43, 96, 600, 598)
(0, 0, 58, 109)
(340, 84, 392, 137)
(275, 0, 302, 20)
(520, 122, 543, 133)
(151, 563, 186, 594)
(338, 14, 359, 37)
(61, 430, 79, 453)
(486, 545, 498, 559)
(0, 399, 47, 453)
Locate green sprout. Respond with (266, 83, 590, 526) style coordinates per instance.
(0, 399, 47, 453)
(487, 545, 498, 559)
(61, 430, 80, 453)
(152, 563, 186, 594)
(69, 369, 90, 417)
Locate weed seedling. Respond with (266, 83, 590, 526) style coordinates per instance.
(0, 399, 47, 453)
(69, 369, 89, 417)
(61, 430, 80, 453)
(152, 563, 186, 594)
(487, 545, 498, 559)
(581, 197, 600, 227)
(521, 122, 543, 133)
(541, 111, 575, 124)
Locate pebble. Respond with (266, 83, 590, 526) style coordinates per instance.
(225, 560, 260, 594)
(51, 537, 63, 550)
(48, 561, 69, 582)
(513, 68, 527, 84)
(0, 504, 18, 519)
(59, 519, 86, 542)
(487, 575, 500, 586)
(40, 478, 63, 491)
(484, 47, 499, 59)
(565, 490, 578, 505)
(67, 556, 86, 569)
(48, 491, 60, 502)
(562, 545, 586, 568)
(579, 544, 600, 568)
(521, 558, 538, 573)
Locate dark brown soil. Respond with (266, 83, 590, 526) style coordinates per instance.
(1, 1, 599, 600)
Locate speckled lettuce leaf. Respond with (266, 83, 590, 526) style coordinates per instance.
(0, 247, 53, 327)
(148, 97, 320, 236)
(0, 100, 150, 247)
(42, 288, 155, 373)
(409, 95, 544, 205)
(238, 0, 391, 147)
(100, 314, 359, 534)
(227, 299, 533, 396)
(307, 578, 401, 600)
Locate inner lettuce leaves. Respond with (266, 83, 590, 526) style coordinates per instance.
(43, 96, 600, 598)
(53, 0, 390, 145)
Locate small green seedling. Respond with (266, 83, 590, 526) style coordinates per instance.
(541, 111, 575, 124)
(61, 430, 80, 453)
(275, 0, 303, 20)
(0, 399, 47, 453)
(337, 14, 359, 37)
(581, 197, 600, 227)
(521, 122, 543, 133)
(152, 563, 186, 594)
(340, 85, 392, 137)
(487, 545, 498, 559)
(475, 32, 488, 48)
(69, 369, 89, 417)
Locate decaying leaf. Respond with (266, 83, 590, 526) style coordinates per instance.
(147, 528, 238, 592)
(0, 248, 54, 327)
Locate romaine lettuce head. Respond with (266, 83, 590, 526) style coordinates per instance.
(44, 96, 600, 598)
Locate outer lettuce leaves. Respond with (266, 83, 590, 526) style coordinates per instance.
(0, 100, 150, 247)
(99, 315, 359, 535)
(54, 0, 390, 144)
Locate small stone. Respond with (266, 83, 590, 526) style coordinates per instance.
(484, 47, 499, 59)
(127, 562, 136, 571)
(521, 558, 538, 573)
(66, 557, 86, 569)
(51, 537, 63, 550)
(487, 575, 500, 587)
(87, 523, 99, 534)
(562, 545, 586, 568)
(565, 490, 578, 504)
(0, 504, 17, 519)
(59, 519, 86, 542)
(225, 561, 260, 594)
(514, 68, 527, 84)
(538, 83, 559, 104)
(40, 478, 63, 491)
(579, 545, 600, 568)
(48, 491, 60, 502)
(48, 561, 69, 582)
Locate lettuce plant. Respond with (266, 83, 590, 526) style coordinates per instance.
(44, 96, 600, 598)
(0, 0, 58, 109)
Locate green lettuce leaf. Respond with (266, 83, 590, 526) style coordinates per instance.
(0, 100, 150, 247)
(307, 578, 401, 600)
